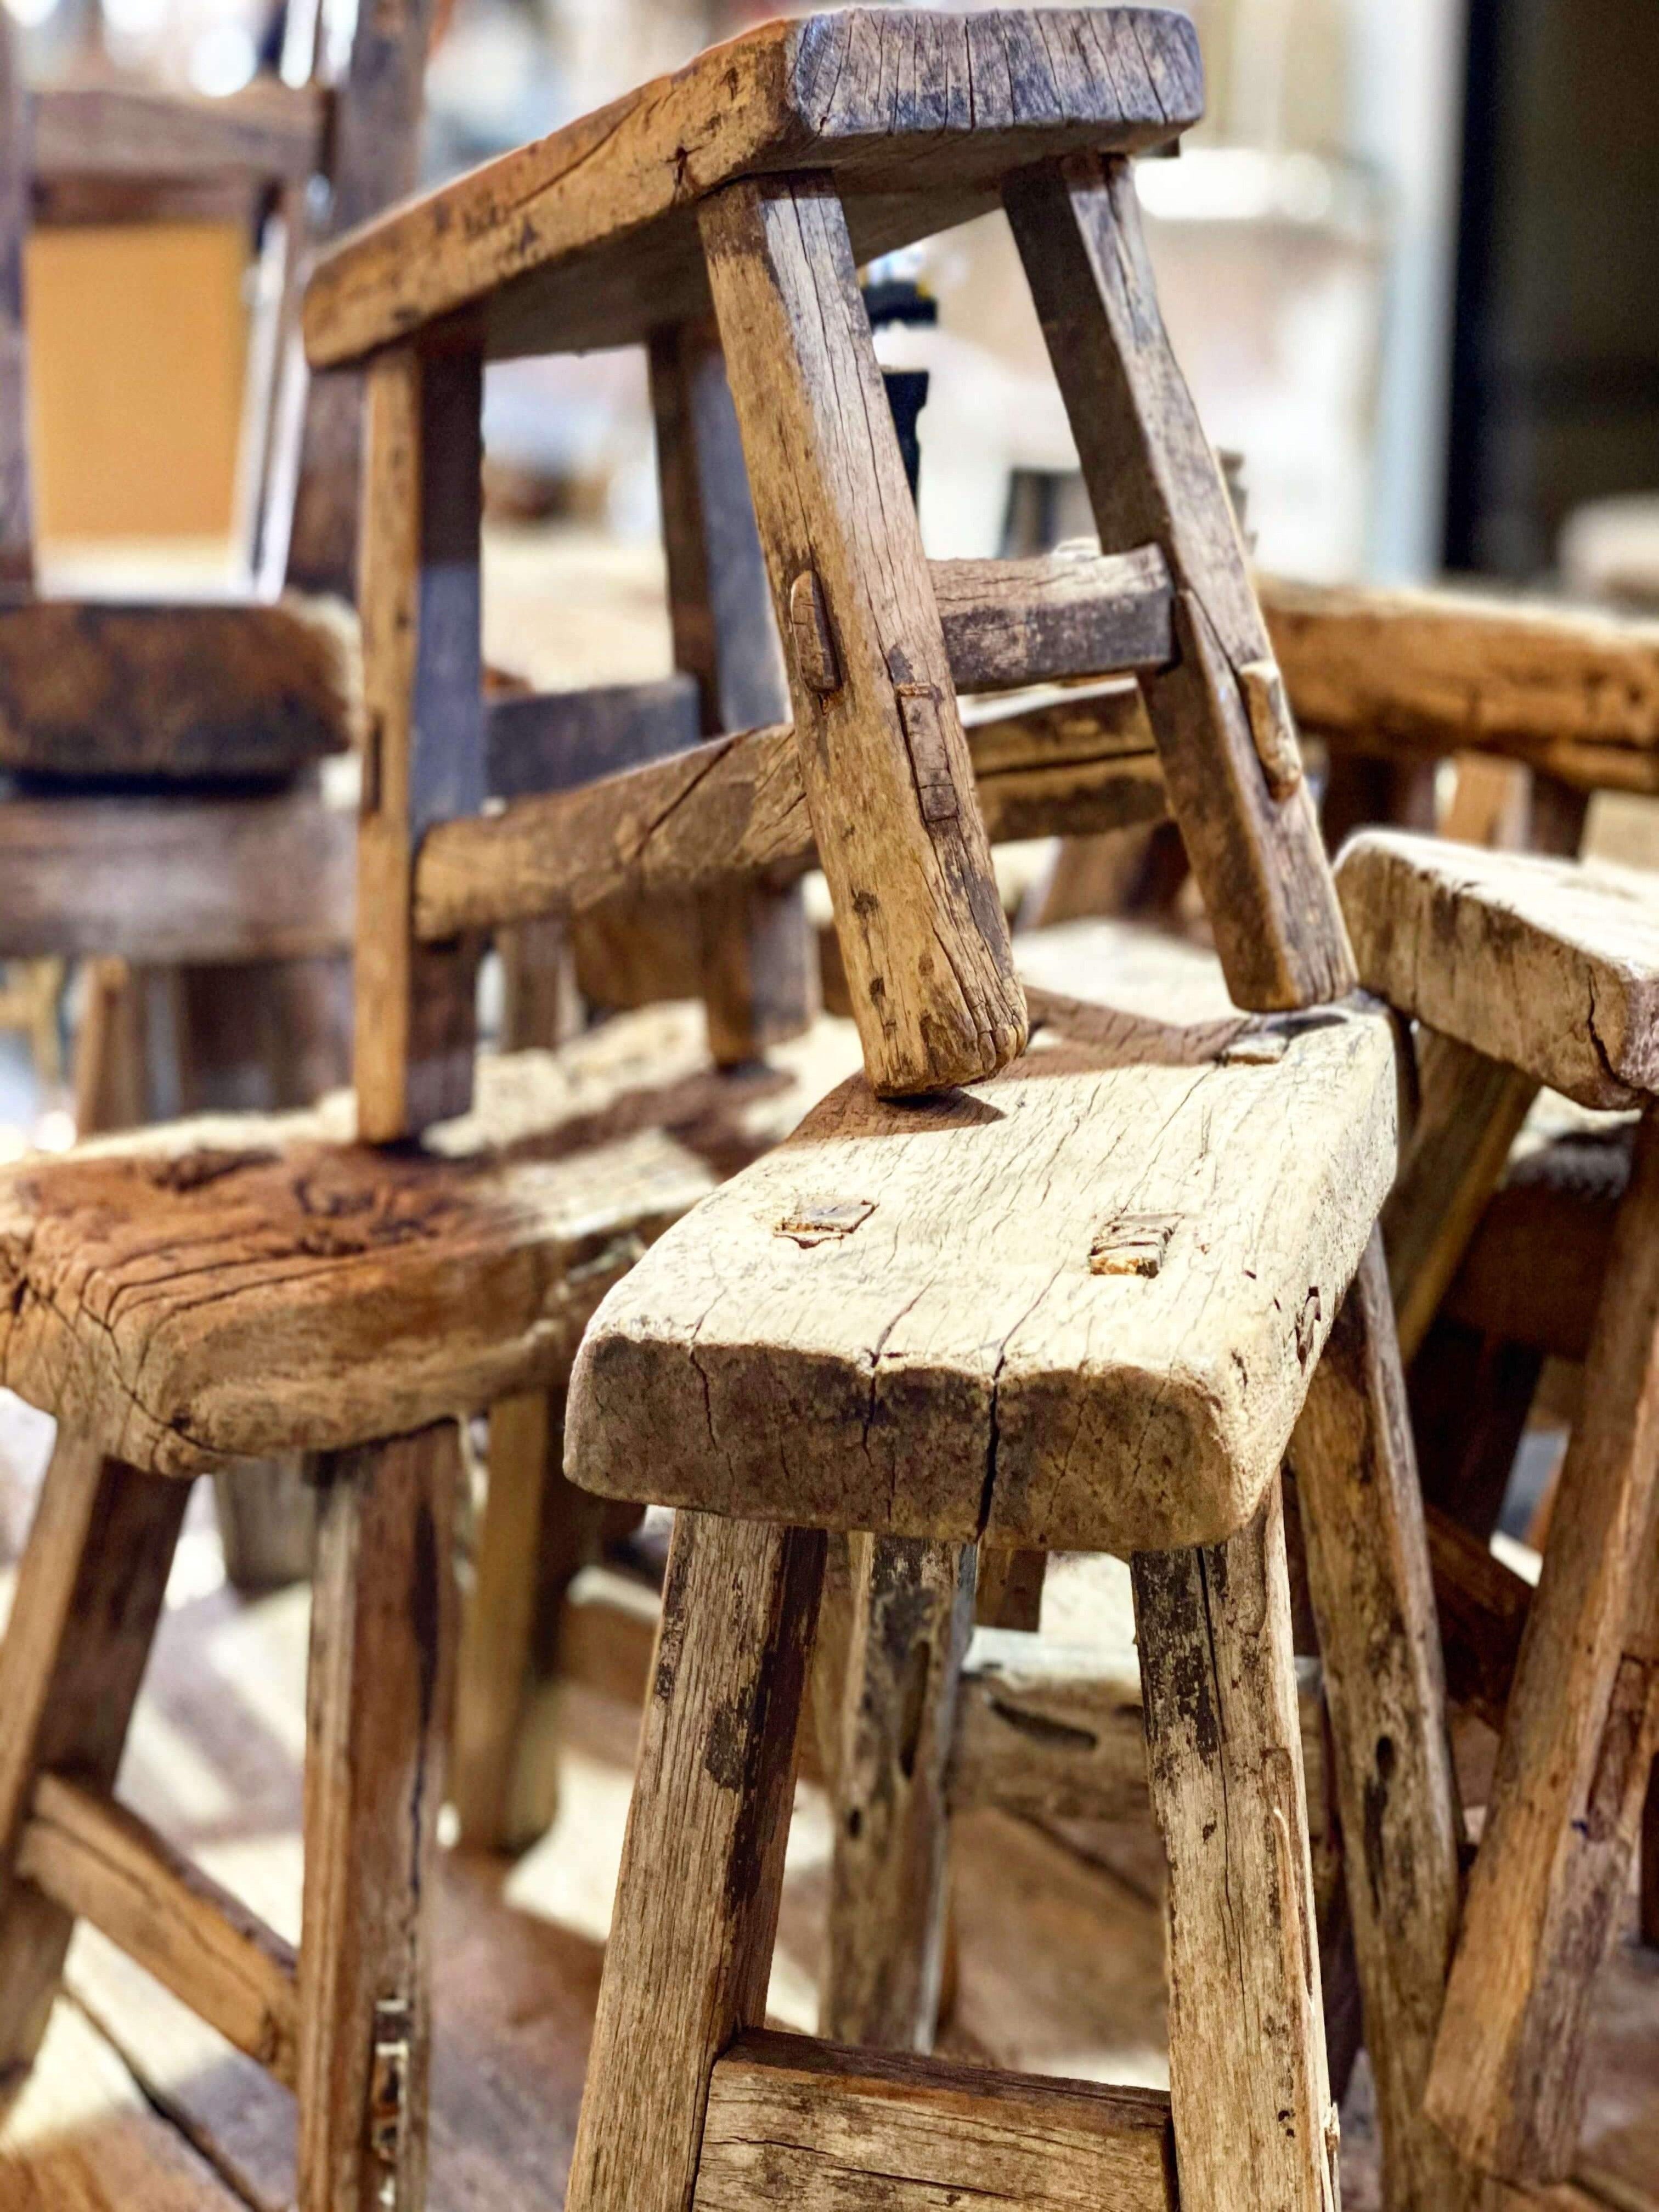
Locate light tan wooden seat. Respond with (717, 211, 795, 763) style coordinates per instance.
(571, 991, 1397, 1554)
(304, 8, 1201, 367)
(1334, 824, 1659, 2186)
(1338, 827, 1659, 1107)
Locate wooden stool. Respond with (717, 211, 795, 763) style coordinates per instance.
(303, 16, 1463, 2208)
(1336, 828, 1659, 2186)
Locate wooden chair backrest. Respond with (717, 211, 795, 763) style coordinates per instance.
(0, 0, 435, 605)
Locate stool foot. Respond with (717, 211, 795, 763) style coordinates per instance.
(1133, 1482, 1339, 2212)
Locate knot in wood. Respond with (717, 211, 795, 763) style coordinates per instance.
(143, 1147, 279, 1194)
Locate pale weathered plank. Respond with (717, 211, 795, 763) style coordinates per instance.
(16, 1774, 298, 2088)
(0, 598, 356, 778)
(353, 338, 484, 1142)
(302, 9, 1202, 369)
(694, 2029, 1177, 2212)
(822, 1535, 975, 2050)
(296, 1424, 459, 2212)
(1289, 1233, 1470, 2212)
(414, 684, 1165, 941)
(0, 787, 356, 963)
(703, 173, 1025, 1096)
(1428, 1109, 1659, 2181)
(1338, 830, 1659, 1109)
(0, 1008, 862, 1479)
(565, 1509, 824, 2212)
(1133, 1481, 1339, 2212)
(1006, 153, 1354, 1011)
(1262, 574, 1659, 794)
(567, 994, 1398, 1554)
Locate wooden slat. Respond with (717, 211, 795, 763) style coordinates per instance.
(694, 2029, 1177, 2212)
(296, 1425, 459, 2212)
(415, 686, 1164, 941)
(1006, 153, 1354, 1012)
(703, 173, 1024, 1097)
(32, 80, 324, 190)
(353, 340, 484, 1142)
(1426, 1506, 1531, 1736)
(565, 1510, 824, 2212)
(301, 9, 1201, 369)
(0, 788, 355, 962)
(0, 598, 355, 779)
(1263, 573, 1659, 795)
(487, 676, 702, 800)
(0, 10, 33, 596)
(16, 1775, 298, 2088)
(934, 544, 1172, 689)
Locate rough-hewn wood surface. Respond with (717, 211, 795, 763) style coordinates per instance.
(704, 174, 1025, 1097)
(1429, 1110, 1659, 2182)
(414, 682, 1165, 941)
(16, 1774, 298, 2087)
(353, 339, 484, 1142)
(568, 990, 1397, 1553)
(0, 1007, 862, 1479)
(1006, 153, 1354, 1012)
(296, 1425, 458, 2212)
(565, 1508, 824, 2212)
(1133, 1482, 1340, 2212)
(1262, 575, 1659, 794)
(1289, 1234, 1469, 2212)
(0, 598, 356, 778)
(822, 1534, 974, 2049)
(32, 77, 323, 188)
(303, 9, 1202, 368)
(1338, 830, 1659, 1109)
(0, 785, 356, 962)
(694, 2029, 1178, 2212)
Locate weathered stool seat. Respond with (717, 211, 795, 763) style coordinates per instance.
(0, 1006, 859, 1479)
(303, 8, 1200, 367)
(1336, 826, 1659, 1105)
(569, 991, 1397, 1554)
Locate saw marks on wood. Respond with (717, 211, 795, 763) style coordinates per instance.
(568, 994, 1398, 1553)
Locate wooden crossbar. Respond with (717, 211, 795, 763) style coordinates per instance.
(32, 80, 326, 190)
(693, 2030, 1178, 2211)
(17, 1773, 300, 2086)
(416, 683, 1163, 941)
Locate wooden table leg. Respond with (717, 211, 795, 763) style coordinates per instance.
(1290, 1232, 1474, 2212)
(296, 1424, 459, 2212)
(1132, 1482, 1339, 2212)
(821, 1534, 975, 2051)
(0, 1436, 188, 2079)
(566, 1509, 823, 2212)
(1428, 1108, 1659, 2181)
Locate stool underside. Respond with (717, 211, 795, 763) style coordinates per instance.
(303, 9, 1201, 366)
(567, 975, 1398, 1555)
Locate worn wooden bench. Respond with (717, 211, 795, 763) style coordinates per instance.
(1334, 828, 1659, 2187)
(273, 13, 1460, 2210)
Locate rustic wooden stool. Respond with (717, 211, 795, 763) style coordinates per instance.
(1336, 829, 1659, 2187)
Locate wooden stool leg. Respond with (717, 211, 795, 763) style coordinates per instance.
(1429, 1107, 1659, 2181)
(822, 1534, 975, 2051)
(0, 1437, 188, 2082)
(296, 1424, 459, 2212)
(566, 1509, 824, 2212)
(1290, 1231, 1472, 2212)
(649, 316, 818, 1070)
(700, 175, 1025, 1098)
(1006, 153, 1351, 1013)
(1133, 1481, 1339, 2212)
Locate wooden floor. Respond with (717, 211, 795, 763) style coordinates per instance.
(0, 1418, 1654, 2210)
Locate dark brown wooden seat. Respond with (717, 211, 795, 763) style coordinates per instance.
(303, 8, 1201, 368)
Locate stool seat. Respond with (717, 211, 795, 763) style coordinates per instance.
(0, 597, 354, 781)
(0, 1006, 860, 1479)
(567, 989, 1398, 1555)
(1336, 827, 1659, 1108)
(303, 7, 1201, 368)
